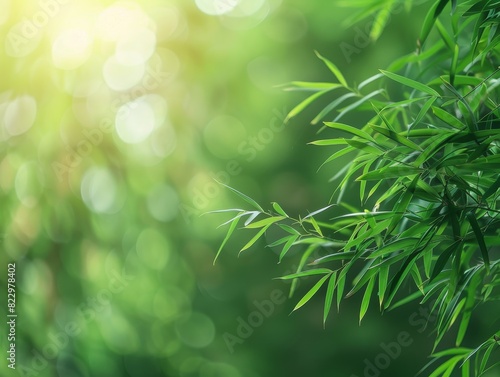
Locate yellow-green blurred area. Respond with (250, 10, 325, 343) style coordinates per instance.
(0, 1, 497, 377)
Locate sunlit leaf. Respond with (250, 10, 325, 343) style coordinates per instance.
(314, 50, 348, 87)
(245, 216, 285, 229)
(239, 224, 273, 254)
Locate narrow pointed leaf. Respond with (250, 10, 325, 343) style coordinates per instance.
(323, 272, 337, 327)
(314, 50, 348, 87)
(360, 276, 376, 323)
(380, 70, 441, 97)
(278, 268, 332, 280)
(278, 235, 299, 263)
(219, 182, 264, 212)
(272, 202, 288, 217)
(214, 214, 242, 264)
(324, 122, 377, 142)
(245, 216, 285, 229)
(239, 224, 272, 254)
(466, 212, 490, 272)
(293, 274, 330, 312)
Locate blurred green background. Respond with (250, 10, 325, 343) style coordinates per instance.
(1, 0, 498, 376)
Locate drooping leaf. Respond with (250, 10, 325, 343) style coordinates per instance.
(292, 274, 330, 312)
(214, 214, 242, 265)
(278, 235, 299, 263)
(323, 272, 337, 327)
(360, 276, 376, 323)
(219, 182, 265, 212)
(466, 212, 490, 273)
(286, 90, 328, 122)
(380, 69, 441, 97)
(239, 224, 273, 255)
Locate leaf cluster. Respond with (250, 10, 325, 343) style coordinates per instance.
(213, 1, 500, 375)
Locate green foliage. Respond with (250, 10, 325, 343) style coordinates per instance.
(214, 0, 500, 375)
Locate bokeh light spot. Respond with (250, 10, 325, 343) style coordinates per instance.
(15, 162, 43, 207)
(81, 168, 118, 214)
(4, 95, 37, 136)
(147, 184, 179, 222)
(150, 6, 180, 42)
(52, 28, 92, 70)
(151, 124, 177, 158)
(115, 97, 156, 144)
(136, 228, 170, 270)
(103, 56, 145, 91)
(115, 28, 156, 66)
(175, 312, 215, 348)
(195, 0, 238, 16)
(100, 312, 139, 354)
(96, 2, 150, 42)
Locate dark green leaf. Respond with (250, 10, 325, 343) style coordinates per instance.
(466, 212, 490, 273)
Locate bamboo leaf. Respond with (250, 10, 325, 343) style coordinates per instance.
(419, 0, 449, 48)
(337, 273, 346, 312)
(323, 272, 337, 327)
(272, 202, 288, 217)
(239, 224, 272, 254)
(285, 89, 331, 122)
(279, 224, 301, 235)
(292, 274, 330, 312)
(278, 235, 299, 263)
(369, 124, 423, 151)
(380, 70, 441, 97)
(432, 106, 466, 129)
(303, 204, 335, 220)
(323, 122, 377, 142)
(214, 214, 242, 264)
(245, 216, 285, 229)
(280, 81, 343, 91)
(466, 212, 490, 273)
(378, 264, 389, 308)
(311, 92, 357, 125)
(219, 183, 265, 212)
(315, 50, 348, 87)
(360, 276, 376, 324)
(308, 139, 348, 146)
(309, 217, 323, 237)
(430, 241, 462, 282)
(358, 166, 422, 181)
(278, 268, 332, 280)
(310, 251, 356, 265)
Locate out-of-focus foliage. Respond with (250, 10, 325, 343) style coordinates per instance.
(215, 0, 500, 376)
(1, 0, 497, 376)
